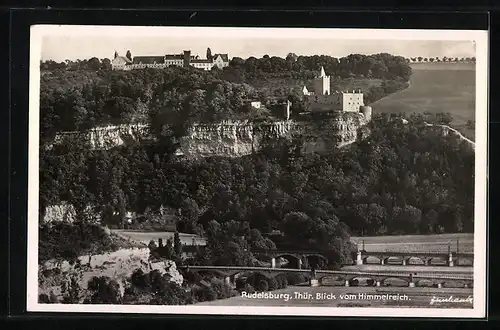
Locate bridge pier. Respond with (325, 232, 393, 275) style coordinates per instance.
(380, 258, 385, 265)
(402, 258, 407, 266)
(310, 279, 319, 287)
(437, 283, 443, 288)
(344, 280, 350, 287)
(224, 276, 231, 287)
(271, 258, 276, 268)
(376, 281, 381, 287)
(408, 282, 416, 288)
(356, 251, 363, 265)
(448, 253, 454, 267)
(298, 259, 303, 269)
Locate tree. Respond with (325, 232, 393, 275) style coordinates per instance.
(88, 57, 101, 71)
(206, 48, 212, 60)
(417, 56, 423, 62)
(392, 205, 422, 234)
(286, 53, 298, 62)
(86, 276, 121, 304)
(174, 231, 183, 257)
(126, 50, 132, 61)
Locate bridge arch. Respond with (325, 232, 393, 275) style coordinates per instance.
(304, 254, 328, 268)
(274, 254, 302, 269)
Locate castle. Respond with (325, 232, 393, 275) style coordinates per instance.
(303, 67, 371, 120)
(111, 49, 229, 71)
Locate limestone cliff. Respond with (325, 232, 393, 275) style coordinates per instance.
(50, 113, 370, 157)
(178, 113, 370, 158)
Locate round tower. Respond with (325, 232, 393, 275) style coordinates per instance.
(360, 105, 372, 121)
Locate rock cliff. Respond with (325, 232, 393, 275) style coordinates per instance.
(50, 113, 370, 157)
(178, 113, 370, 158)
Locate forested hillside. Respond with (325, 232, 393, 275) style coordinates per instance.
(40, 53, 411, 141)
(39, 53, 475, 268)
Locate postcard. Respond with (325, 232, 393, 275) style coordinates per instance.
(27, 25, 487, 318)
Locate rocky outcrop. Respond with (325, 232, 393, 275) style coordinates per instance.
(42, 203, 100, 224)
(50, 123, 152, 150)
(39, 248, 184, 302)
(50, 113, 370, 157)
(178, 113, 370, 158)
(42, 202, 77, 224)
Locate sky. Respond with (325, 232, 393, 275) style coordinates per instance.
(40, 28, 477, 62)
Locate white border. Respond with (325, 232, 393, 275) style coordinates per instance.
(27, 26, 488, 318)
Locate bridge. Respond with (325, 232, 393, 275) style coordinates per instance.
(179, 265, 473, 289)
(250, 249, 328, 269)
(355, 251, 474, 267)
(250, 248, 474, 268)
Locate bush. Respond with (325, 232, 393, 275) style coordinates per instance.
(275, 274, 288, 289)
(267, 277, 278, 291)
(286, 273, 306, 285)
(244, 283, 255, 294)
(195, 286, 217, 302)
(39, 294, 50, 303)
(211, 280, 231, 299)
(85, 276, 121, 304)
(256, 279, 269, 292)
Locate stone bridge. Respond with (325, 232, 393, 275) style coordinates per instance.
(355, 250, 474, 267)
(179, 265, 473, 289)
(250, 249, 328, 269)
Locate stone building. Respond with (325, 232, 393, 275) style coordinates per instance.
(303, 66, 365, 113)
(111, 49, 229, 71)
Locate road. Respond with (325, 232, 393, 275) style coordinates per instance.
(195, 285, 473, 308)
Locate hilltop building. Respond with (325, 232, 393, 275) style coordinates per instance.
(111, 49, 229, 71)
(303, 66, 367, 114)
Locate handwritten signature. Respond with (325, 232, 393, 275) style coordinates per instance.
(430, 295, 473, 305)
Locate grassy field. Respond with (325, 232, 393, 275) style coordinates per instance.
(195, 285, 473, 308)
(372, 63, 475, 140)
(350, 233, 474, 254)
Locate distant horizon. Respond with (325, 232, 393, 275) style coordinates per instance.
(41, 50, 477, 63)
(39, 27, 477, 63)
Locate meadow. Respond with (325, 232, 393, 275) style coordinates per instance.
(371, 63, 476, 140)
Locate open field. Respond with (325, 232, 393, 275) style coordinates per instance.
(410, 62, 475, 71)
(195, 285, 473, 308)
(111, 229, 206, 246)
(350, 233, 474, 254)
(372, 63, 475, 140)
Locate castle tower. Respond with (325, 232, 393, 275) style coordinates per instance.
(183, 50, 191, 67)
(313, 66, 330, 95)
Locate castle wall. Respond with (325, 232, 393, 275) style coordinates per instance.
(343, 92, 364, 112)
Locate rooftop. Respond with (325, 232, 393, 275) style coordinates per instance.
(132, 56, 165, 64)
(213, 53, 229, 62)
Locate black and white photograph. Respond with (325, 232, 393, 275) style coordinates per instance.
(27, 26, 487, 318)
